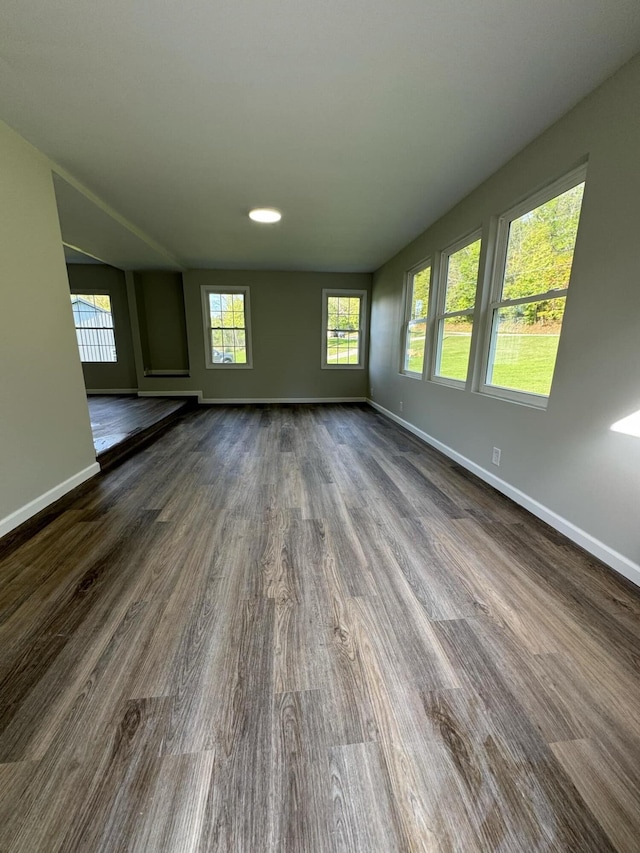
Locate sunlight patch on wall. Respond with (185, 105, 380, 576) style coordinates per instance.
(610, 408, 640, 438)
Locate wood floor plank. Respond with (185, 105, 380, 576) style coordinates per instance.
(269, 689, 332, 852)
(0, 403, 637, 851)
(551, 738, 640, 853)
(330, 741, 403, 852)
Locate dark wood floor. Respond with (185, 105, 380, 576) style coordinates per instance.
(87, 394, 189, 455)
(0, 404, 638, 852)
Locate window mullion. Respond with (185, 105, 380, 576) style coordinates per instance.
(492, 289, 568, 310)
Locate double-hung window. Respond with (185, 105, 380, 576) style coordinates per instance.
(402, 263, 431, 377)
(433, 234, 481, 385)
(202, 285, 252, 368)
(322, 289, 367, 368)
(70, 293, 117, 362)
(482, 166, 586, 406)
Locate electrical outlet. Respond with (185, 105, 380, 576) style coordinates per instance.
(399, 401, 404, 412)
(492, 447, 501, 466)
(370, 387, 374, 397)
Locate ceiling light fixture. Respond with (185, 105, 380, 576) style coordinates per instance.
(249, 207, 282, 223)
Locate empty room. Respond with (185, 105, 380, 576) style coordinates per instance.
(1, 1, 639, 851)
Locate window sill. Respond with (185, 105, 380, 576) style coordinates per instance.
(475, 386, 549, 410)
(205, 363, 253, 370)
(322, 364, 364, 370)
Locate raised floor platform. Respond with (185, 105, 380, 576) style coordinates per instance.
(87, 394, 192, 469)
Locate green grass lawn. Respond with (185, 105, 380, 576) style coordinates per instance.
(408, 333, 560, 395)
(327, 335, 360, 364)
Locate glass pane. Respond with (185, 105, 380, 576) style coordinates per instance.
(209, 293, 222, 312)
(404, 321, 426, 374)
(502, 183, 584, 301)
(326, 330, 360, 364)
(410, 267, 430, 320)
(487, 299, 566, 396)
(76, 327, 117, 362)
(345, 332, 360, 364)
(72, 294, 114, 328)
(72, 295, 116, 361)
(444, 240, 480, 313)
(436, 318, 473, 381)
(327, 294, 361, 336)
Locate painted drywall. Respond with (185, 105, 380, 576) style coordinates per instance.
(135, 271, 189, 373)
(134, 270, 371, 400)
(0, 121, 97, 530)
(67, 263, 138, 391)
(369, 54, 640, 575)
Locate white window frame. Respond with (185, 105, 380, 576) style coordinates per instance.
(201, 285, 253, 369)
(401, 259, 432, 379)
(70, 289, 118, 363)
(321, 289, 367, 369)
(479, 164, 587, 408)
(431, 230, 482, 389)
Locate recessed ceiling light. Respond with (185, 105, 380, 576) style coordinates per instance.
(249, 207, 282, 223)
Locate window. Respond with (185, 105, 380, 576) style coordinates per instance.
(201, 286, 252, 368)
(434, 235, 481, 385)
(402, 263, 431, 376)
(70, 293, 117, 362)
(322, 289, 367, 368)
(482, 166, 586, 405)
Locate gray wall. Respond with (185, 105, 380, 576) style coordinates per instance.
(369, 55, 640, 574)
(67, 263, 138, 391)
(135, 271, 189, 373)
(0, 121, 96, 531)
(135, 270, 372, 400)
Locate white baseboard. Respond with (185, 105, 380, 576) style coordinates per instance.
(137, 390, 201, 399)
(86, 388, 138, 395)
(368, 400, 640, 588)
(136, 391, 367, 405)
(199, 396, 367, 404)
(0, 463, 100, 539)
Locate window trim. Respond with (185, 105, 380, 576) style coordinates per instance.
(431, 229, 482, 389)
(70, 289, 118, 364)
(400, 258, 432, 379)
(201, 285, 253, 369)
(479, 164, 587, 409)
(321, 288, 367, 370)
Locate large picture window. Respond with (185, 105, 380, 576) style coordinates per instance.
(482, 167, 586, 405)
(402, 263, 431, 377)
(71, 293, 117, 363)
(202, 286, 252, 368)
(322, 289, 366, 368)
(434, 235, 481, 385)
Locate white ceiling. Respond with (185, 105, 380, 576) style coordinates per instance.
(2, 0, 640, 272)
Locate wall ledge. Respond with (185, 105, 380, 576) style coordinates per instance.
(368, 399, 640, 588)
(0, 462, 100, 539)
(86, 388, 138, 395)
